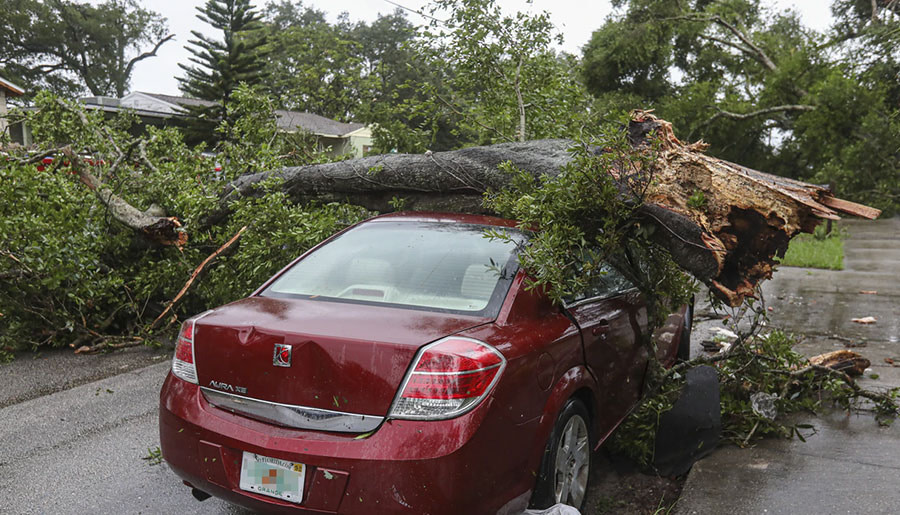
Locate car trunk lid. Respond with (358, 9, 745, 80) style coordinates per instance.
(193, 296, 491, 421)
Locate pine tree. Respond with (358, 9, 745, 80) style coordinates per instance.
(177, 0, 266, 143)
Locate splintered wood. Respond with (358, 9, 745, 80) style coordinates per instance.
(630, 111, 881, 305)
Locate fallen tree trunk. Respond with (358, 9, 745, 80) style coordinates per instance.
(214, 112, 879, 305)
(87, 112, 879, 305)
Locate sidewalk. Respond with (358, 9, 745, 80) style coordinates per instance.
(676, 216, 900, 514)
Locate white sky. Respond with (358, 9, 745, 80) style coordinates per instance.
(128, 0, 832, 96)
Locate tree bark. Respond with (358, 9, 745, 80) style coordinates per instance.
(63, 148, 187, 247)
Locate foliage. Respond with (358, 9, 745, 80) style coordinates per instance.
(260, 2, 365, 122)
(373, 0, 592, 151)
(0, 0, 171, 97)
(607, 372, 684, 466)
(609, 314, 899, 467)
(426, 0, 588, 142)
(201, 192, 370, 304)
(178, 0, 268, 143)
(254, 0, 595, 151)
(142, 446, 163, 466)
(686, 190, 706, 210)
(0, 91, 362, 353)
(486, 116, 693, 326)
(582, 0, 900, 214)
(255, 1, 465, 152)
(777, 226, 845, 270)
(216, 84, 332, 179)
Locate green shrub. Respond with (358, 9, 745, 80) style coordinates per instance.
(0, 89, 363, 353)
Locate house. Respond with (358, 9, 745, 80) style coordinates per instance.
(0, 76, 24, 138)
(81, 92, 374, 158)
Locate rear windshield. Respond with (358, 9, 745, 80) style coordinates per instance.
(261, 221, 524, 317)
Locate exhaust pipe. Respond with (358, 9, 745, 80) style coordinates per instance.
(191, 488, 212, 502)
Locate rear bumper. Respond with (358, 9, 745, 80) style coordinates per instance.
(159, 372, 534, 514)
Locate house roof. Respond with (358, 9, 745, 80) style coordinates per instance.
(274, 110, 363, 137)
(129, 92, 364, 137)
(141, 92, 215, 109)
(0, 76, 24, 96)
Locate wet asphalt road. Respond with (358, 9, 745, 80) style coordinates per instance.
(677, 216, 900, 514)
(0, 347, 250, 514)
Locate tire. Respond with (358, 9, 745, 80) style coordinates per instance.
(530, 398, 592, 511)
(677, 297, 694, 362)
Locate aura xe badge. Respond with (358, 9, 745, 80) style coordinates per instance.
(273, 343, 292, 367)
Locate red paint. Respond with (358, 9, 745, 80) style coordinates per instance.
(194, 297, 490, 415)
(159, 212, 684, 513)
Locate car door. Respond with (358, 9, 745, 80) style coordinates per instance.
(564, 263, 649, 435)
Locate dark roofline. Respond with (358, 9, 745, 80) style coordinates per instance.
(0, 77, 24, 96)
(86, 92, 370, 138)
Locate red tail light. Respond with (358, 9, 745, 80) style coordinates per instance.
(389, 337, 505, 420)
(171, 319, 198, 384)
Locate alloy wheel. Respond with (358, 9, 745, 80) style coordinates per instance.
(553, 413, 589, 507)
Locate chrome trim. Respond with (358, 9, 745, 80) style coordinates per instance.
(201, 388, 383, 433)
(562, 287, 639, 309)
(410, 363, 502, 376)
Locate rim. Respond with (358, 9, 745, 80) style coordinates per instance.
(553, 414, 590, 507)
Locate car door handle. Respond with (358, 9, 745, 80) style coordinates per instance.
(592, 321, 610, 337)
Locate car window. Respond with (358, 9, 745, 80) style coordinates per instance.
(261, 221, 524, 316)
(564, 262, 636, 305)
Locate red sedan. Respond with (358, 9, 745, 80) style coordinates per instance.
(159, 212, 689, 514)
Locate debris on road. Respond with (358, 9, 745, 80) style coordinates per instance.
(809, 350, 871, 376)
(711, 327, 738, 339)
(750, 392, 778, 420)
(859, 290, 878, 295)
(851, 316, 878, 324)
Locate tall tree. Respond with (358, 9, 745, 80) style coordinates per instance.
(418, 0, 589, 144)
(178, 0, 267, 142)
(0, 0, 172, 97)
(260, 1, 365, 121)
(367, 0, 590, 152)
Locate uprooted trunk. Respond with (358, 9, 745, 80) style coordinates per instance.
(100, 113, 881, 306)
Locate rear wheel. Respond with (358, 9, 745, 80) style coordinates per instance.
(530, 399, 591, 510)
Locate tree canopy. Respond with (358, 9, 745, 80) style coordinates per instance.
(582, 0, 900, 213)
(0, 0, 172, 97)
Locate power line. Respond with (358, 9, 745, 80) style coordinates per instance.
(381, 0, 446, 24)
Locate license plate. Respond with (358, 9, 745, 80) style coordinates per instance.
(239, 451, 305, 504)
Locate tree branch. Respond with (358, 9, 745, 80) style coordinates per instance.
(62, 147, 186, 246)
(121, 34, 175, 96)
(434, 92, 514, 143)
(514, 54, 526, 142)
(790, 364, 899, 413)
(149, 226, 247, 330)
(706, 104, 817, 124)
(709, 15, 777, 72)
(663, 14, 777, 71)
(697, 34, 754, 56)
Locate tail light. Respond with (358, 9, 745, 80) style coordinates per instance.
(389, 337, 506, 420)
(171, 319, 198, 384)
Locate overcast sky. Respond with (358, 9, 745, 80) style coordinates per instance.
(127, 0, 832, 97)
